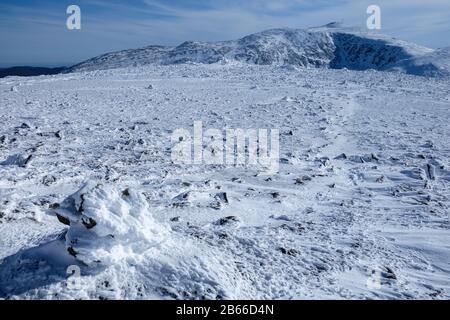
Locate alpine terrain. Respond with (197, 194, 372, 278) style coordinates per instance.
(0, 24, 449, 300)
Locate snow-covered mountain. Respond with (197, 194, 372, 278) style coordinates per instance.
(68, 23, 449, 76)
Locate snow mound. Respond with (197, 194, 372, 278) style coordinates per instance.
(51, 182, 169, 265)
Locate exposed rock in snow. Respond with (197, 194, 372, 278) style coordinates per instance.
(0, 154, 32, 167)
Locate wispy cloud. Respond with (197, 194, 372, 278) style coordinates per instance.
(0, 0, 449, 67)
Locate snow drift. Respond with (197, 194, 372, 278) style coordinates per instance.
(51, 182, 169, 265)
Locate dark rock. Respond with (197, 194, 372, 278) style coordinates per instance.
(279, 223, 305, 234)
(82, 217, 97, 229)
(42, 175, 56, 186)
(56, 213, 70, 226)
(382, 267, 397, 280)
(49, 203, 60, 209)
(278, 247, 298, 256)
(216, 232, 229, 239)
(214, 192, 229, 204)
(216, 216, 240, 226)
(271, 192, 280, 199)
(295, 176, 312, 185)
(67, 247, 77, 257)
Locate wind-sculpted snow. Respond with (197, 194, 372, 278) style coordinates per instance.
(0, 64, 449, 299)
(67, 25, 448, 77)
(51, 182, 169, 265)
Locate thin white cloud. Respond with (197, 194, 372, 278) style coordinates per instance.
(0, 0, 449, 66)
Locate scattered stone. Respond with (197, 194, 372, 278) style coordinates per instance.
(216, 232, 229, 240)
(42, 175, 56, 186)
(215, 216, 240, 226)
(0, 154, 33, 168)
(295, 176, 312, 185)
(421, 141, 434, 148)
(56, 213, 70, 226)
(270, 214, 290, 221)
(426, 164, 436, 180)
(278, 247, 298, 256)
(214, 192, 229, 204)
(67, 247, 77, 257)
(270, 192, 280, 199)
(49, 203, 60, 210)
(334, 153, 347, 160)
(82, 217, 97, 229)
(172, 191, 190, 207)
(279, 223, 305, 234)
(347, 154, 380, 163)
(381, 267, 397, 280)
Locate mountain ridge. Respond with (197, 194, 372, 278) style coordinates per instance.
(68, 25, 449, 77)
(0, 66, 67, 78)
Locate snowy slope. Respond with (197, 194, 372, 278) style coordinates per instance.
(67, 24, 448, 77)
(391, 47, 450, 77)
(1, 64, 449, 299)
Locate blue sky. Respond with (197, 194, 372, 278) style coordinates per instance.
(1, 0, 449, 67)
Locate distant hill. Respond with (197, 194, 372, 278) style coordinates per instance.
(67, 23, 450, 77)
(0, 66, 66, 78)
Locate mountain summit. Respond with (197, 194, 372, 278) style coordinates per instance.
(69, 25, 449, 77)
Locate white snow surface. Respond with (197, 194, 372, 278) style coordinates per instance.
(0, 63, 449, 299)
